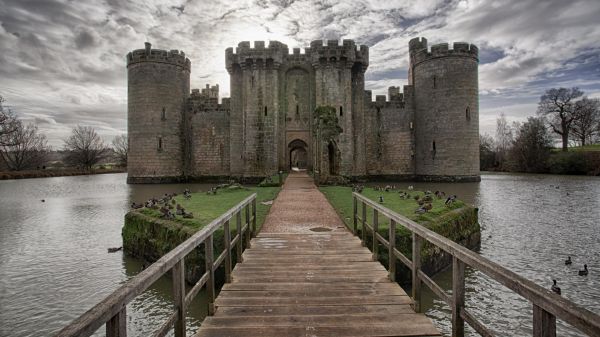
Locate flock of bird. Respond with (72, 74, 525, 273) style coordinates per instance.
(353, 184, 457, 214)
(551, 257, 589, 295)
(130, 189, 195, 220)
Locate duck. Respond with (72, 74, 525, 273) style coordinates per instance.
(551, 279, 561, 295)
(565, 256, 572, 265)
(579, 264, 588, 276)
(378, 196, 384, 203)
(108, 246, 123, 253)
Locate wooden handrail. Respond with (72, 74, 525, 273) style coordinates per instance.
(55, 193, 257, 337)
(353, 192, 600, 337)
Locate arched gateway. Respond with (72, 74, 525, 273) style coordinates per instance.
(288, 139, 309, 169)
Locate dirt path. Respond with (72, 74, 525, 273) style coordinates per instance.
(260, 171, 347, 233)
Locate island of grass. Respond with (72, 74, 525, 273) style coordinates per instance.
(123, 184, 281, 284)
(320, 186, 481, 284)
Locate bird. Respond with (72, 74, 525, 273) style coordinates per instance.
(108, 246, 123, 253)
(551, 279, 561, 295)
(41, 199, 45, 202)
(579, 264, 589, 276)
(565, 256, 572, 265)
(378, 196, 384, 203)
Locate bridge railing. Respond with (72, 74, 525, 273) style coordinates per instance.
(56, 193, 257, 337)
(352, 192, 600, 337)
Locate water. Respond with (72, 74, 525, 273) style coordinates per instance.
(0, 172, 599, 336)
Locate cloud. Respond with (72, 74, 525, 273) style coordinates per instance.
(1, 0, 600, 146)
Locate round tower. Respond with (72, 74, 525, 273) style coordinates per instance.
(410, 37, 480, 181)
(126, 42, 191, 183)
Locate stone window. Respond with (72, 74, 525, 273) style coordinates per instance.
(296, 104, 299, 115)
(161, 107, 166, 120)
(466, 106, 471, 121)
(339, 106, 343, 116)
(432, 140, 436, 153)
(264, 106, 268, 116)
(158, 136, 163, 151)
(433, 76, 437, 89)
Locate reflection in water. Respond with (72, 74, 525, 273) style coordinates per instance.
(0, 172, 598, 336)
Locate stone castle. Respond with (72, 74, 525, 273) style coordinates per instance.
(126, 37, 480, 183)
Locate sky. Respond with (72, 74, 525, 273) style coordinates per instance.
(1, 0, 600, 147)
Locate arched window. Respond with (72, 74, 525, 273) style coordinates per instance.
(161, 107, 166, 120)
(264, 106, 268, 116)
(432, 140, 436, 152)
(158, 136, 163, 151)
(296, 104, 299, 115)
(339, 106, 343, 116)
(466, 106, 471, 121)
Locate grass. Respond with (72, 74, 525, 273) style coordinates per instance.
(551, 144, 600, 152)
(319, 186, 465, 233)
(139, 185, 280, 232)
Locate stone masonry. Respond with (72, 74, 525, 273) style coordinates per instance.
(126, 37, 480, 183)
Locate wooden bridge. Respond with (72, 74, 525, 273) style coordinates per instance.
(56, 173, 600, 337)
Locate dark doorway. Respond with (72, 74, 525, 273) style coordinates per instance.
(328, 141, 339, 175)
(288, 139, 309, 170)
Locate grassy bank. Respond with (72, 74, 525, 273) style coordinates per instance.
(0, 167, 125, 180)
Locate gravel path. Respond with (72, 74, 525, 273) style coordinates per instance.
(260, 171, 347, 233)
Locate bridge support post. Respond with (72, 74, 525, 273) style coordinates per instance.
(224, 220, 232, 283)
(412, 233, 422, 312)
(172, 259, 186, 337)
(205, 234, 216, 316)
(353, 196, 357, 235)
(236, 213, 243, 263)
(106, 307, 126, 337)
(452, 256, 465, 337)
(361, 202, 367, 246)
(533, 304, 556, 337)
(245, 205, 251, 248)
(251, 199, 257, 238)
(372, 209, 379, 261)
(389, 219, 396, 282)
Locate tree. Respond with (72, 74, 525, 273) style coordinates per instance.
(112, 134, 128, 167)
(509, 117, 552, 172)
(495, 113, 514, 170)
(0, 121, 49, 170)
(479, 134, 496, 171)
(571, 97, 600, 146)
(536, 87, 583, 151)
(0, 95, 19, 146)
(63, 125, 109, 170)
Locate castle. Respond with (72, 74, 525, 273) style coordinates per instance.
(126, 37, 480, 183)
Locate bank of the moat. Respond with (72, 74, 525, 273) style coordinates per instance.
(123, 182, 480, 285)
(320, 186, 481, 284)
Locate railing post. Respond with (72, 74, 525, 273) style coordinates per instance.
(361, 202, 367, 246)
(533, 304, 557, 337)
(452, 256, 465, 337)
(223, 220, 232, 283)
(205, 234, 215, 316)
(251, 198, 257, 238)
(236, 212, 243, 263)
(172, 259, 186, 337)
(389, 219, 396, 282)
(372, 209, 379, 261)
(245, 204, 251, 248)
(412, 233, 422, 312)
(106, 307, 126, 337)
(353, 196, 358, 235)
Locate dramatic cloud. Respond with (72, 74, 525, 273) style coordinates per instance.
(1, 0, 599, 145)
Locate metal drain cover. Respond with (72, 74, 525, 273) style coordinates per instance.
(309, 227, 332, 232)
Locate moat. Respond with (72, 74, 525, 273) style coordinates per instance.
(1, 173, 599, 336)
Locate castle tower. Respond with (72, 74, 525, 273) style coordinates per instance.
(410, 37, 480, 181)
(126, 42, 191, 182)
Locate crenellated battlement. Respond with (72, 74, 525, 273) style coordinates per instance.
(226, 41, 290, 72)
(127, 42, 191, 70)
(409, 37, 478, 65)
(366, 85, 413, 108)
(308, 39, 368, 67)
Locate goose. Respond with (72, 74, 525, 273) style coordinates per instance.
(579, 264, 588, 276)
(108, 246, 122, 253)
(565, 256, 572, 265)
(551, 280, 561, 295)
(378, 196, 384, 203)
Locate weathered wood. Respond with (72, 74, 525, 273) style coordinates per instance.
(251, 198, 257, 238)
(106, 307, 126, 337)
(393, 246, 413, 271)
(205, 234, 215, 316)
(452, 256, 465, 337)
(244, 204, 251, 248)
(353, 196, 358, 235)
(533, 304, 557, 337)
(353, 192, 600, 336)
(372, 209, 379, 261)
(223, 220, 232, 283)
(460, 308, 495, 337)
(236, 212, 243, 263)
(172, 259, 186, 337)
(361, 201, 367, 246)
(412, 232, 422, 313)
(55, 194, 256, 337)
(418, 270, 450, 306)
(389, 219, 396, 282)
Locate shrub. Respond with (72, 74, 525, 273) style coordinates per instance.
(547, 152, 587, 174)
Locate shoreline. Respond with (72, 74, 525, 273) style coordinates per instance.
(0, 168, 126, 180)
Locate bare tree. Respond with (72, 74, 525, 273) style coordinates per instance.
(63, 125, 109, 170)
(112, 134, 128, 167)
(571, 97, 600, 146)
(495, 113, 513, 170)
(0, 121, 49, 171)
(0, 95, 20, 146)
(537, 87, 584, 151)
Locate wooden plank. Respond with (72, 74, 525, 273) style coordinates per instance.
(533, 304, 557, 337)
(361, 201, 367, 246)
(230, 275, 392, 283)
(105, 307, 126, 337)
(205, 235, 215, 316)
(452, 257, 465, 337)
(195, 324, 441, 337)
(353, 196, 358, 235)
(372, 209, 379, 261)
(215, 295, 412, 306)
(214, 304, 416, 316)
(412, 233, 422, 313)
(218, 288, 407, 297)
(389, 219, 396, 282)
(171, 260, 186, 337)
(235, 264, 386, 272)
(418, 270, 450, 306)
(236, 212, 243, 263)
(223, 220, 232, 283)
(221, 282, 401, 292)
(242, 248, 370, 255)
